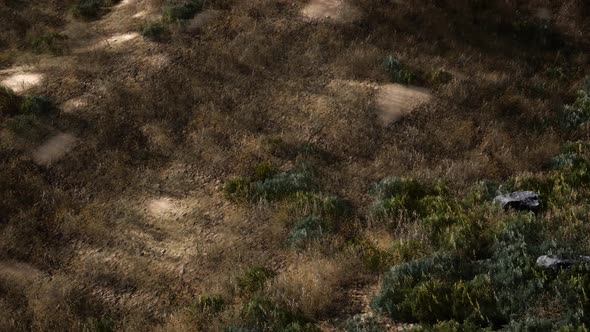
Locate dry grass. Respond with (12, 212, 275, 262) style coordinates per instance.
(0, 0, 589, 330)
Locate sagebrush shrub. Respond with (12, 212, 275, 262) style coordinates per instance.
(237, 266, 276, 294)
(287, 216, 325, 249)
(383, 55, 414, 85)
(0, 87, 21, 115)
(562, 88, 590, 130)
(241, 296, 317, 332)
(141, 21, 169, 41)
(20, 96, 54, 115)
(163, 0, 204, 22)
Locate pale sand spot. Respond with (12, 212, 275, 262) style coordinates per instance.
(375, 84, 432, 125)
(302, 0, 360, 23)
(62, 96, 89, 113)
(133, 10, 148, 18)
(117, 0, 134, 6)
(147, 197, 190, 220)
(535, 7, 551, 20)
(1, 73, 44, 93)
(186, 10, 219, 31)
(0, 261, 44, 285)
(32, 133, 77, 166)
(143, 54, 171, 69)
(76, 32, 140, 52)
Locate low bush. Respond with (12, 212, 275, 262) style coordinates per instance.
(225, 166, 314, 202)
(28, 32, 68, 55)
(237, 266, 276, 294)
(240, 296, 318, 332)
(287, 216, 325, 249)
(290, 192, 351, 221)
(0, 87, 21, 115)
(141, 21, 169, 41)
(73, 0, 119, 19)
(383, 55, 415, 85)
(562, 86, 590, 130)
(20, 96, 55, 115)
(162, 0, 204, 23)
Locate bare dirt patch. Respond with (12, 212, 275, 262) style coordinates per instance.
(301, 0, 361, 23)
(32, 133, 77, 166)
(1, 72, 44, 93)
(374, 83, 432, 125)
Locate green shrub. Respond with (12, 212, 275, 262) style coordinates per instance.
(241, 296, 317, 332)
(74, 0, 105, 19)
(73, 0, 120, 19)
(225, 166, 314, 202)
(344, 315, 386, 332)
(383, 55, 415, 85)
(0, 86, 21, 116)
(141, 21, 169, 41)
(237, 266, 275, 294)
(287, 216, 325, 249)
(371, 177, 434, 217)
(29, 32, 68, 55)
(430, 68, 453, 86)
(20, 96, 55, 115)
(562, 88, 590, 130)
(162, 0, 204, 22)
(291, 192, 351, 220)
(192, 294, 225, 315)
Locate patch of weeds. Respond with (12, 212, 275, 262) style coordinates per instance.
(20, 95, 55, 115)
(562, 86, 590, 130)
(192, 294, 225, 315)
(237, 266, 276, 294)
(430, 68, 453, 86)
(225, 166, 314, 202)
(241, 296, 318, 332)
(162, 0, 204, 23)
(383, 55, 415, 85)
(28, 32, 68, 55)
(509, 17, 564, 50)
(73, 0, 119, 19)
(253, 161, 277, 181)
(141, 21, 169, 41)
(287, 215, 325, 249)
(291, 192, 351, 220)
(344, 315, 386, 332)
(370, 177, 444, 218)
(6, 114, 51, 141)
(82, 316, 115, 332)
(0, 86, 22, 115)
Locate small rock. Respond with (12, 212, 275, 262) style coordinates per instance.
(536, 255, 577, 270)
(494, 191, 540, 212)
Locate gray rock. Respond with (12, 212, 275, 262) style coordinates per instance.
(494, 191, 540, 212)
(536, 255, 578, 270)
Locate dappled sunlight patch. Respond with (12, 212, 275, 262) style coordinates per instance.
(0, 261, 45, 286)
(186, 10, 220, 32)
(1, 72, 44, 93)
(142, 54, 171, 70)
(61, 95, 89, 113)
(32, 133, 77, 166)
(301, 0, 360, 23)
(535, 7, 551, 21)
(375, 83, 432, 125)
(133, 10, 148, 18)
(76, 32, 140, 52)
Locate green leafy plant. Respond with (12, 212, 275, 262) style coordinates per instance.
(237, 266, 276, 294)
(384, 55, 415, 85)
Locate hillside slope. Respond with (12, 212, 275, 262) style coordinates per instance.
(1, 0, 590, 331)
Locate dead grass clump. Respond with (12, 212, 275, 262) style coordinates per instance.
(267, 255, 360, 320)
